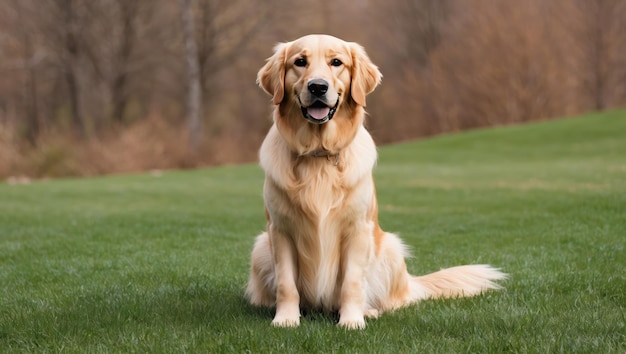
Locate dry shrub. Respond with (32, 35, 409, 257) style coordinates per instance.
(0, 113, 262, 181)
(367, 0, 626, 144)
(77, 117, 195, 176)
(0, 123, 24, 178)
(74, 113, 260, 177)
(426, 1, 555, 129)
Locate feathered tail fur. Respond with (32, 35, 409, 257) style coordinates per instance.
(410, 264, 507, 301)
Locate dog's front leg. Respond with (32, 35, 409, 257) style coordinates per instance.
(270, 226, 301, 327)
(338, 222, 372, 329)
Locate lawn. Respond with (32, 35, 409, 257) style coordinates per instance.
(1, 110, 625, 353)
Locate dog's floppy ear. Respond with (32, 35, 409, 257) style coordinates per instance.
(349, 43, 382, 107)
(257, 42, 289, 105)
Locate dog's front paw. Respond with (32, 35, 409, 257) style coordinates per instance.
(272, 316, 300, 327)
(272, 307, 301, 327)
(338, 316, 366, 330)
(338, 307, 366, 329)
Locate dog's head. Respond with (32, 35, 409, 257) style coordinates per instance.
(258, 34, 381, 125)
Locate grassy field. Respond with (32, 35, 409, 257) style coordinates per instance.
(1, 110, 625, 353)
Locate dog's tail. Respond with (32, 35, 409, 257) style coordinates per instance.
(410, 265, 507, 300)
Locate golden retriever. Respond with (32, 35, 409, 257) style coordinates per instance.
(246, 34, 506, 329)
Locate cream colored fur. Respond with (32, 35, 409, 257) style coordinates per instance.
(246, 34, 506, 329)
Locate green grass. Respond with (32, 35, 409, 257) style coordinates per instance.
(1, 110, 625, 353)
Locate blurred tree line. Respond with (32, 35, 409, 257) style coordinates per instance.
(0, 0, 625, 178)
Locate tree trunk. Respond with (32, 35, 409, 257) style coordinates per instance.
(111, 0, 138, 125)
(61, 0, 85, 139)
(16, 0, 40, 145)
(179, 0, 203, 152)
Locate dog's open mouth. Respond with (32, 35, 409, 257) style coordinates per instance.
(300, 99, 339, 124)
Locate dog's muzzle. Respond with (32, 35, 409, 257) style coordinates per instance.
(299, 79, 339, 124)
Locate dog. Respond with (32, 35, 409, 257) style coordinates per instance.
(246, 34, 506, 329)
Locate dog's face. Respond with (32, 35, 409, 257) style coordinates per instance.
(258, 35, 381, 125)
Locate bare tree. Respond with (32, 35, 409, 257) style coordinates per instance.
(5, 0, 42, 145)
(194, 0, 274, 100)
(180, 0, 203, 151)
(56, 0, 86, 138)
(111, 0, 140, 124)
(395, 0, 449, 67)
(569, 0, 626, 111)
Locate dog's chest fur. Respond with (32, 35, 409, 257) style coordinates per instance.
(292, 158, 345, 219)
(283, 158, 347, 309)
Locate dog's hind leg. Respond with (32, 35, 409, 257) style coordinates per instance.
(246, 232, 276, 307)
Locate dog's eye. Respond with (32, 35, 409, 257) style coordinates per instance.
(331, 58, 343, 67)
(294, 58, 307, 67)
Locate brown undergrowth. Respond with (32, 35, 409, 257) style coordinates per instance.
(0, 116, 260, 182)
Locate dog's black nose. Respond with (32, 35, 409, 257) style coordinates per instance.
(307, 79, 328, 97)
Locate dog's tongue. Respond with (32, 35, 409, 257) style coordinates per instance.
(307, 107, 330, 120)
